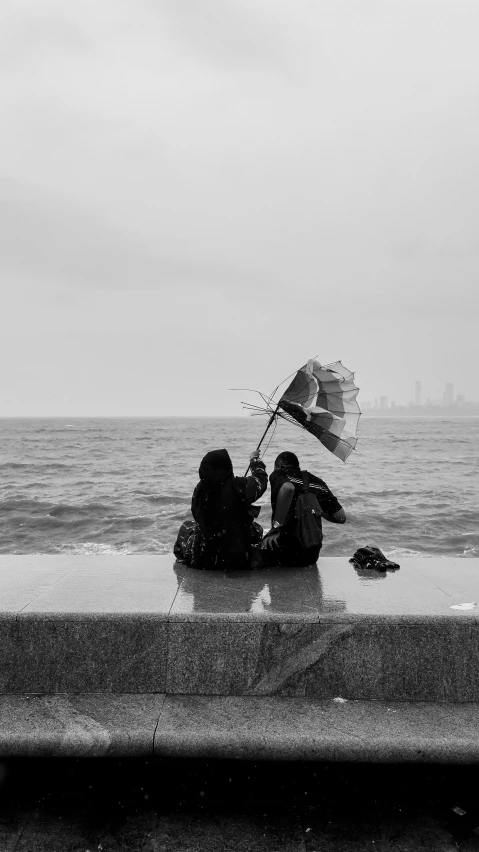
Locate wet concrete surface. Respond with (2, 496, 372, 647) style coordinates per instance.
(0, 758, 479, 851)
(2, 555, 478, 619)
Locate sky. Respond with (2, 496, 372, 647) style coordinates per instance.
(1, 0, 478, 415)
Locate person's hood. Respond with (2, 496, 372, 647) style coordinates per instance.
(199, 449, 233, 489)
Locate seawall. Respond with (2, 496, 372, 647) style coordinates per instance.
(0, 555, 478, 761)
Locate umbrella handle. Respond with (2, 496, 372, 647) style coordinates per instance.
(244, 405, 280, 476)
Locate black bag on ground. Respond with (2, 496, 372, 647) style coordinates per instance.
(292, 472, 323, 549)
(349, 546, 400, 571)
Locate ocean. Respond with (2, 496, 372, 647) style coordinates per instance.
(0, 417, 478, 559)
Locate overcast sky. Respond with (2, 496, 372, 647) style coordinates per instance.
(1, 0, 478, 415)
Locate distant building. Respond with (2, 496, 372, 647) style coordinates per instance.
(414, 381, 421, 406)
(362, 400, 372, 410)
(444, 383, 454, 406)
(391, 401, 396, 409)
(457, 394, 465, 404)
(379, 395, 388, 410)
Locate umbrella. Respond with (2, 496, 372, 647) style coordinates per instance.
(242, 358, 360, 468)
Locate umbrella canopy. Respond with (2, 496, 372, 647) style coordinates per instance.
(277, 360, 360, 462)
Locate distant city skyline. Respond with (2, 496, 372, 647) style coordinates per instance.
(361, 380, 478, 411)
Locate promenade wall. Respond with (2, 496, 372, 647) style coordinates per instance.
(0, 555, 478, 761)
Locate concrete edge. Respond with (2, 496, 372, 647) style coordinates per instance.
(2, 610, 478, 624)
(1, 694, 478, 763)
(153, 696, 479, 763)
(0, 693, 166, 757)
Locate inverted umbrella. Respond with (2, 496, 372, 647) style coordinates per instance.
(242, 359, 361, 470)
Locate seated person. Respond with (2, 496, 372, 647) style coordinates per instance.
(260, 451, 346, 567)
(174, 448, 267, 570)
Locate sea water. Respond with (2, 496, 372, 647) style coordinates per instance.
(0, 417, 478, 559)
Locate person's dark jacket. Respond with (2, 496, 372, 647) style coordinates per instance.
(269, 467, 342, 536)
(190, 449, 267, 570)
(266, 466, 342, 567)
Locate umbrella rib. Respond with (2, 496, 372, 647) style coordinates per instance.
(276, 411, 360, 449)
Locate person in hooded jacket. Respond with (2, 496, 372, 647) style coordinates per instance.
(174, 448, 267, 570)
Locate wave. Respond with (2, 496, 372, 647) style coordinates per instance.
(460, 510, 479, 522)
(0, 462, 73, 471)
(0, 498, 117, 521)
(140, 494, 191, 505)
(383, 546, 437, 558)
(121, 515, 154, 529)
(51, 542, 135, 556)
(445, 533, 479, 545)
(47, 502, 113, 518)
(361, 489, 415, 498)
(49, 539, 172, 556)
(0, 497, 53, 513)
(14, 515, 96, 531)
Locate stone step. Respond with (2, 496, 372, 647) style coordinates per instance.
(1, 694, 478, 763)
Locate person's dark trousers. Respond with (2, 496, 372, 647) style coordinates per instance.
(258, 531, 320, 568)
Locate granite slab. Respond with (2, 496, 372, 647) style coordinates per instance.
(170, 564, 319, 621)
(0, 618, 168, 693)
(155, 695, 362, 761)
(166, 622, 267, 695)
(1, 693, 478, 761)
(19, 555, 183, 616)
(0, 556, 75, 613)
(154, 696, 479, 763)
(302, 558, 479, 618)
(302, 620, 479, 702)
(307, 697, 479, 762)
(1, 555, 478, 620)
(3, 613, 477, 700)
(167, 618, 479, 701)
(415, 558, 479, 605)
(166, 621, 360, 697)
(0, 693, 165, 756)
(0, 554, 180, 581)
(20, 579, 177, 615)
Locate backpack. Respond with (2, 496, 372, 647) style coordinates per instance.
(292, 472, 323, 549)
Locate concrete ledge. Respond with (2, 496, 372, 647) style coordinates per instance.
(154, 696, 479, 763)
(1, 694, 478, 763)
(0, 694, 165, 757)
